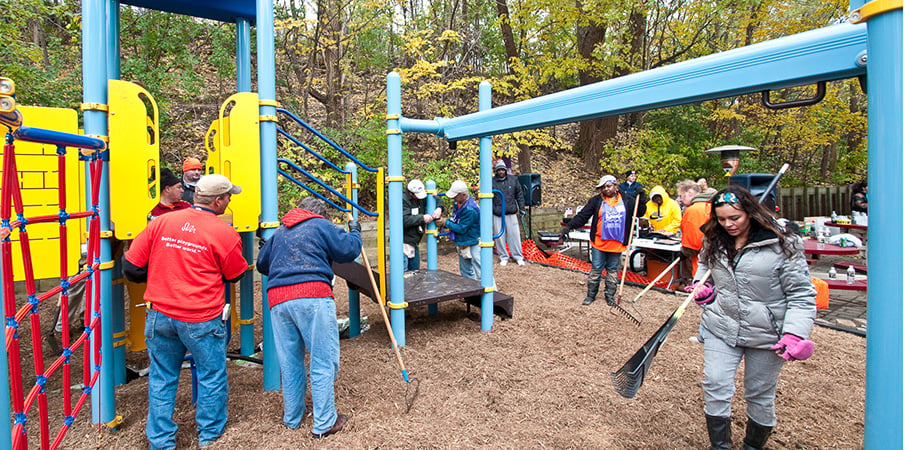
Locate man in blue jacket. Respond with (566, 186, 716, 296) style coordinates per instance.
(436, 180, 484, 281)
(256, 196, 362, 439)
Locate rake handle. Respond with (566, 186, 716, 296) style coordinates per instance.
(678, 269, 713, 315)
(630, 256, 681, 304)
(617, 192, 643, 300)
(348, 213, 409, 381)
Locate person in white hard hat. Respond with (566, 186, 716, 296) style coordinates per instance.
(401, 179, 441, 271)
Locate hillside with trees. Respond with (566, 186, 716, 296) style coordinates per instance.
(3, 0, 866, 212)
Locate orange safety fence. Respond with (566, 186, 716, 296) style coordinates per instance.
(523, 240, 664, 287)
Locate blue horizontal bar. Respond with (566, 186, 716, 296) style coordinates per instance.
(438, 23, 867, 141)
(14, 126, 107, 151)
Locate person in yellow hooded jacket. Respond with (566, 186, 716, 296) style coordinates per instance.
(644, 185, 682, 235)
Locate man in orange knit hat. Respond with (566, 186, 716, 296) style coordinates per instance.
(181, 157, 204, 203)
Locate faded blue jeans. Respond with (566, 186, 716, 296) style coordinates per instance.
(270, 297, 340, 434)
(403, 245, 421, 271)
(144, 309, 228, 449)
(457, 243, 481, 280)
(589, 248, 621, 284)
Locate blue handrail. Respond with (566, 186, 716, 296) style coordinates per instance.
(14, 126, 106, 151)
(276, 108, 377, 173)
(276, 127, 348, 174)
(492, 188, 505, 240)
(277, 158, 378, 217)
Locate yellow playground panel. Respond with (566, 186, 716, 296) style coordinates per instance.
(108, 80, 160, 240)
(1, 106, 84, 281)
(206, 92, 261, 232)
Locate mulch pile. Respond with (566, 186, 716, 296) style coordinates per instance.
(34, 254, 864, 448)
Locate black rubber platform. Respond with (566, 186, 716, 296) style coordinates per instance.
(332, 262, 513, 319)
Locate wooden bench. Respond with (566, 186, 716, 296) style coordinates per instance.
(833, 261, 867, 274)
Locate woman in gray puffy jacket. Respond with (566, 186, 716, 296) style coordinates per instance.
(689, 186, 816, 450)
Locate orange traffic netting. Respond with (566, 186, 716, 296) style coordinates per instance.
(522, 240, 662, 287)
(2, 136, 105, 449)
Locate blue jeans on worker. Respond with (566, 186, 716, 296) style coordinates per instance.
(457, 243, 482, 280)
(701, 327, 785, 426)
(403, 245, 420, 271)
(144, 309, 228, 449)
(270, 297, 340, 434)
(589, 248, 621, 284)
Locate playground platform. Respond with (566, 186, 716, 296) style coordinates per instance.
(332, 261, 514, 319)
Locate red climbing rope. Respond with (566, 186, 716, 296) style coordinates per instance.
(2, 135, 105, 449)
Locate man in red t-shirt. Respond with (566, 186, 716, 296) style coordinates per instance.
(124, 174, 246, 449)
(148, 167, 191, 220)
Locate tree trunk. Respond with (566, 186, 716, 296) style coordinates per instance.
(497, 0, 531, 173)
(575, 7, 614, 172)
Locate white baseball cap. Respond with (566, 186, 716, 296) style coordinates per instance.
(595, 175, 618, 188)
(445, 180, 469, 198)
(195, 174, 242, 196)
(407, 179, 427, 199)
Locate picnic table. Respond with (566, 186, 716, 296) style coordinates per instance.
(802, 238, 860, 258)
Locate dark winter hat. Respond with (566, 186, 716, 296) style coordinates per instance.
(624, 169, 637, 177)
(160, 168, 182, 189)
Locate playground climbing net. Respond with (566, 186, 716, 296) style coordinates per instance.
(1, 131, 106, 449)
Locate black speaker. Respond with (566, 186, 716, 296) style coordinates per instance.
(728, 173, 778, 211)
(518, 173, 542, 207)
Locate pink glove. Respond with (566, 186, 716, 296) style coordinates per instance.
(770, 333, 815, 361)
(423, 214, 433, 224)
(684, 281, 714, 306)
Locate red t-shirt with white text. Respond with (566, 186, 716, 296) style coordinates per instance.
(125, 208, 247, 322)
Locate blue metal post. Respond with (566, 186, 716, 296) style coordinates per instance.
(83, 0, 115, 425)
(426, 180, 438, 315)
(386, 72, 406, 346)
(235, 17, 255, 357)
(106, 0, 127, 388)
(862, 3, 902, 447)
(347, 163, 363, 337)
(478, 81, 494, 331)
(256, 0, 280, 390)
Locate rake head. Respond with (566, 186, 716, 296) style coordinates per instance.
(611, 334, 662, 398)
(611, 301, 643, 326)
(404, 376, 421, 413)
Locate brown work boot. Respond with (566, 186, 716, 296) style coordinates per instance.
(311, 414, 348, 439)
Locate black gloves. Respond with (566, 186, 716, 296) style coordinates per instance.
(348, 220, 361, 233)
(560, 226, 570, 241)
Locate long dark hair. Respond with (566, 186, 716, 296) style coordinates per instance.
(699, 185, 792, 265)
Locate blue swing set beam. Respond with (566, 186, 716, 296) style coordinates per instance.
(400, 23, 868, 140)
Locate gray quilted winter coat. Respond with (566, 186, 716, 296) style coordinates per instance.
(695, 227, 816, 349)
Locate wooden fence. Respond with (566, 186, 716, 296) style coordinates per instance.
(777, 186, 852, 221)
(520, 184, 854, 240)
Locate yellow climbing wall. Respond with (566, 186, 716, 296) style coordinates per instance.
(108, 80, 160, 240)
(1, 106, 83, 281)
(208, 92, 261, 232)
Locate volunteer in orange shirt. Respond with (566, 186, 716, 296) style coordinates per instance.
(677, 179, 713, 279)
(561, 175, 646, 306)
